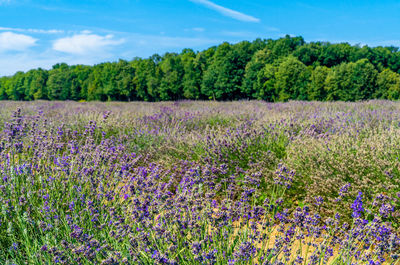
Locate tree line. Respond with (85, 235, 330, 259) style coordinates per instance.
(1, 35, 400, 102)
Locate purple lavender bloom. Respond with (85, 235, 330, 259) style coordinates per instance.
(379, 203, 394, 218)
(314, 196, 324, 207)
(351, 192, 364, 218)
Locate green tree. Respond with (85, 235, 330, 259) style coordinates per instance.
(241, 49, 272, 98)
(47, 63, 74, 100)
(0, 36, 399, 102)
(294, 42, 323, 66)
(266, 35, 305, 61)
(325, 59, 378, 101)
(5, 71, 26, 100)
(131, 58, 150, 101)
(86, 66, 104, 101)
(319, 43, 354, 67)
(115, 60, 136, 101)
(255, 64, 277, 101)
(22, 68, 49, 100)
(308, 66, 330, 101)
(71, 65, 91, 101)
(0, 77, 8, 100)
(275, 56, 310, 101)
(202, 41, 253, 100)
(324, 66, 341, 101)
(158, 53, 184, 100)
(375, 69, 400, 99)
(181, 49, 201, 99)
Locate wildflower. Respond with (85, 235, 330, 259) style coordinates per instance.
(314, 196, 324, 207)
(351, 192, 364, 218)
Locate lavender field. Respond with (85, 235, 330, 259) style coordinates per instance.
(0, 100, 399, 265)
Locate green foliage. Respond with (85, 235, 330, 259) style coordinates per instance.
(255, 64, 277, 101)
(325, 59, 378, 101)
(309, 66, 330, 100)
(181, 49, 202, 99)
(159, 53, 184, 100)
(319, 43, 353, 67)
(293, 42, 323, 66)
(47, 63, 73, 100)
(1, 36, 400, 102)
(241, 49, 272, 98)
(201, 41, 253, 100)
(275, 56, 310, 101)
(375, 69, 400, 99)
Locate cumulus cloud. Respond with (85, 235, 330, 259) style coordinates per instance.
(0, 31, 37, 52)
(189, 0, 260, 23)
(52, 33, 124, 55)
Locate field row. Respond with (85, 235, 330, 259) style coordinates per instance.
(0, 100, 399, 264)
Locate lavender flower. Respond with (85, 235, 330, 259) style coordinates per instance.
(351, 192, 364, 218)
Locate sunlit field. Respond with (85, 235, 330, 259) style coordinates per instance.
(0, 100, 399, 264)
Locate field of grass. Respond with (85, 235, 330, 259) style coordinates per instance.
(0, 100, 399, 264)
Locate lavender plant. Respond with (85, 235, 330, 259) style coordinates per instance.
(0, 100, 399, 264)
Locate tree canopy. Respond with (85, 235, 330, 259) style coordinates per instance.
(1, 35, 400, 102)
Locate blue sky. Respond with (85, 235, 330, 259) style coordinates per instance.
(0, 0, 399, 76)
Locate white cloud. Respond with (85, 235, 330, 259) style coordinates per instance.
(28, 29, 63, 34)
(0, 31, 37, 52)
(80, 30, 92, 34)
(189, 0, 260, 23)
(0, 26, 64, 34)
(52, 33, 124, 55)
